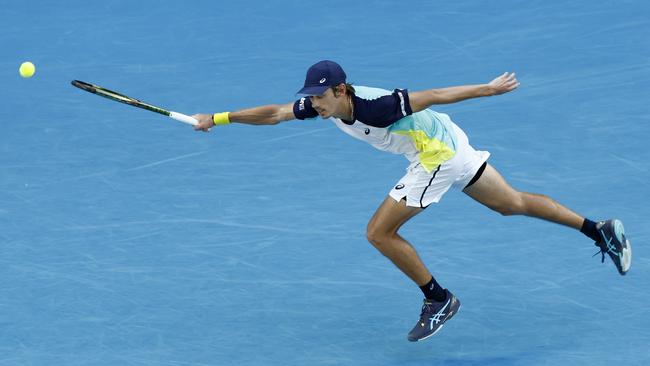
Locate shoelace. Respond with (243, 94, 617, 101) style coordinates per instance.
(418, 303, 432, 322)
(592, 246, 607, 263)
(593, 228, 621, 262)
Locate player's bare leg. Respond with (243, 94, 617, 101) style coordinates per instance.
(366, 196, 430, 285)
(463, 163, 631, 274)
(366, 196, 461, 341)
(463, 163, 584, 229)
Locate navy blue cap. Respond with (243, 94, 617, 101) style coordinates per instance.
(297, 60, 347, 95)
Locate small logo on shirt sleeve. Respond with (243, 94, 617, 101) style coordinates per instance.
(299, 97, 306, 111)
(397, 90, 406, 116)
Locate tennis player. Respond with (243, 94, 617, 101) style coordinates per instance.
(192, 60, 631, 342)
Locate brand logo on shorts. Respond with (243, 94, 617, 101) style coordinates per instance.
(364, 128, 370, 135)
(395, 184, 405, 190)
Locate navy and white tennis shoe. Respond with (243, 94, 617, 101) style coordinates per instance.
(594, 219, 632, 275)
(407, 290, 460, 342)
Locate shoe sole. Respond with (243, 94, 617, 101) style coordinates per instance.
(620, 238, 632, 274)
(613, 219, 632, 275)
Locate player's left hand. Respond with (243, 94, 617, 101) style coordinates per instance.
(192, 114, 213, 132)
(488, 72, 519, 95)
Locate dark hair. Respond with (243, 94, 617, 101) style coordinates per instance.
(331, 83, 355, 97)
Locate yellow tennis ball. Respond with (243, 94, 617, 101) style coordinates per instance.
(19, 62, 36, 78)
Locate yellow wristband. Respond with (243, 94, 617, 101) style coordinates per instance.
(212, 112, 231, 125)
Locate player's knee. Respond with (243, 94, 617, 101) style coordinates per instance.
(492, 192, 526, 216)
(495, 206, 517, 216)
(366, 227, 383, 247)
(366, 224, 392, 248)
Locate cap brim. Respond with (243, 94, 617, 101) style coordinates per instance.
(296, 85, 330, 96)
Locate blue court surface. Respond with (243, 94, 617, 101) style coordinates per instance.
(2, 1, 649, 365)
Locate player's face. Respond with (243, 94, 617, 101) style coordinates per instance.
(309, 88, 345, 119)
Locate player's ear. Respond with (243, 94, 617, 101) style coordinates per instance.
(333, 83, 346, 97)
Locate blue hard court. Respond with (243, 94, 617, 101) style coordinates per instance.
(1, 1, 649, 365)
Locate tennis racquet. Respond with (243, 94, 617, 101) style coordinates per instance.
(70, 80, 198, 126)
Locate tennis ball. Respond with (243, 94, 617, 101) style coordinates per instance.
(19, 62, 36, 78)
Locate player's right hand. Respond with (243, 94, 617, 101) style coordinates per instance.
(192, 114, 214, 132)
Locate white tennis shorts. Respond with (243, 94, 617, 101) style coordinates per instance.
(389, 123, 490, 208)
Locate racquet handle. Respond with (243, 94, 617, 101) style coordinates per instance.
(169, 111, 198, 126)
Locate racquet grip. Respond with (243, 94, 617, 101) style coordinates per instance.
(169, 111, 199, 126)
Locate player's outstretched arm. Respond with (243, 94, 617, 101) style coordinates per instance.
(193, 102, 296, 132)
(408, 72, 519, 113)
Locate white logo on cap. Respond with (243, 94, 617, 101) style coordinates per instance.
(319, 78, 326, 84)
